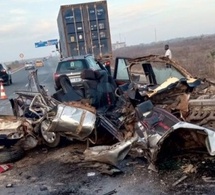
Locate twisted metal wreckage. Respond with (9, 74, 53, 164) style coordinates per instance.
(1, 55, 215, 171)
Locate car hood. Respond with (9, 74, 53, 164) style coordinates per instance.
(146, 77, 201, 97)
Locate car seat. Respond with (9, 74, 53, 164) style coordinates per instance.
(81, 69, 100, 107)
(135, 100, 180, 136)
(81, 69, 116, 110)
(52, 75, 83, 102)
(95, 70, 116, 109)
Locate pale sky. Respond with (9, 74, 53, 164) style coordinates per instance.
(0, 0, 215, 62)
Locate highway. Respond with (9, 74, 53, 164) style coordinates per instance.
(0, 57, 59, 115)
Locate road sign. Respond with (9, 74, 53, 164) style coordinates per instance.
(35, 41, 48, 48)
(47, 39, 58, 46)
(19, 53, 24, 58)
(35, 39, 58, 48)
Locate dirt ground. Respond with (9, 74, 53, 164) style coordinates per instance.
(0, 141, 215, 195)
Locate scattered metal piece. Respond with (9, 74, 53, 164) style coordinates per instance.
(84, 133, 138, 166)
(6, 183, 13, 188)
(172, 175, 188, 187)
(100, 167, 122, 176)
(202, 176, 215, 183)
(103, 189, 117, 195)
(87, 172, 96, 177)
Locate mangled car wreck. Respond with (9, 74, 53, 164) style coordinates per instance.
(113, 55, 215, 127)
(1, 55, 215, 173)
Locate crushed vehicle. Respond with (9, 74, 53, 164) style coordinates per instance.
(112, 54, 215, 129)
(0, 115, 34, 164)
(2, 61, 215, 171)
(49, 64, 215, 170)
(7, 70, 139, 158)
(133, 100, 215, 171)
(1, 69, 177, 166)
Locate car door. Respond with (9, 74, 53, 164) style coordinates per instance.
(113, 57, 131, 85)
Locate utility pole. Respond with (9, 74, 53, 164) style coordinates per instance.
(154, 28, 157, 42)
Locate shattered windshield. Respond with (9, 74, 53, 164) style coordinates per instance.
(151, 62, 185, 84)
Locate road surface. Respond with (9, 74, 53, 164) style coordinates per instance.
(0, 57, 58, 115)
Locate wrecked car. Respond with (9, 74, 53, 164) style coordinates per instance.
(112, 54, 215, 129)
(5, 68, 178, 166)
(8, 70, 138, 152)
(131, 100, 215, 171)
(0, 115, 30, 144)
(0, 115, 34, 163)
(4, 64, 215, 171)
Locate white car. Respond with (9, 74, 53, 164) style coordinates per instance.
(25, 62, 35, 70)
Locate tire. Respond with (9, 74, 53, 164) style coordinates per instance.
(0, 146, 25, 164)
(42, 131, 61, 148)
(40, 121, 61, 148)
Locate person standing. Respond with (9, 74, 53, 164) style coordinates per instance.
(164, 44, 172, 59)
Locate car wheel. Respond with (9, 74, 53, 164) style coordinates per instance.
(0, 146, 25, 164)
(40, 120, 61, 148)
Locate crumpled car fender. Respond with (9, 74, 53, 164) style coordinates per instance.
(84, 133, 138, 166)
(154, 122, 215, 165)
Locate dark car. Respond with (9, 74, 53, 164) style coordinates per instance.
(53, 54, 105, 90)
(0, 63, 12, 85)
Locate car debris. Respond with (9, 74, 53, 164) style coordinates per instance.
(87, 172, 96, 177)
(181, 164, 197, 174)
(172, 175, 188, 187)
(202, 176, 215, 183)
(84, 133, 138, 166)
(113, 54, 215, 129)
(0, 115, 33, 148)
(7, 69, 138, 162)
(5, 183, 13, 188)
(0, 164, 12, 173)
(2, 64, 215, 175)
(136, 121, 215, 171)
(103, 189, 117, 195)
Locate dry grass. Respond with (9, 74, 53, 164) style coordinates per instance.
(113, 34, 215, 79)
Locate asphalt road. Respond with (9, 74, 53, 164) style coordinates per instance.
(0, 57, 59, 115)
